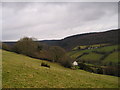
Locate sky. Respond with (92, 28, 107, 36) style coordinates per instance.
(1, 2, 118, 41)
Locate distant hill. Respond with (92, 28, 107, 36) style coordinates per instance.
(41, 29, 119, 50)
(4, 29, 119, 51)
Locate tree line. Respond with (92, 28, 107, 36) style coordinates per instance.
(2, 37, 119, 77)
(2, 37, 73, 68)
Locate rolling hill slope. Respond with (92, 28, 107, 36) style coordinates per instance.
(2, 50, 119, 88)
(41, 29, 119, 50)
(69, 45, 119, 66)
(4, 29, 119, 51)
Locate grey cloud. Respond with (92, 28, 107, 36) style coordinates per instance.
(2, 2, 118, 41)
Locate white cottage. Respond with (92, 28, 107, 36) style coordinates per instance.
(73, 61, 78, 66)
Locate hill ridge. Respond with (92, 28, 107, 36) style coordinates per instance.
(3, 29, 119, 50)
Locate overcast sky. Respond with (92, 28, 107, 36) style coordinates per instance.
(2, 2, 118, 41)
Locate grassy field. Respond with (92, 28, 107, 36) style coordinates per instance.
(2, 50, 119, 88)
(80, 52, 102, 62)
(69, 49, 92, 58)
(0, 50, 2, 89)
(72, 44, 108, 51)
(69, 45, 119, 65)
(102, 51, 119, 65)
(94, 45, 118, 53)
(69, 45, 118, 57)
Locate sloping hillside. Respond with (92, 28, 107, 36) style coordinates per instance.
(41, 29, 119, 50)
(69, 45, 119, 66)
(2, 50, 118, 88)
(4, 29, 119, 51)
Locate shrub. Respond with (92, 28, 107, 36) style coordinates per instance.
(0, 42, 2, 49)
(60, 55, 73, 68)
(2, 43, 11, 51)
(71, 66, 80, 70)
(12, 37, 39, 57)
(71, 66, 77, 70)
(49, 46, 66, 62)
(96, 67, 103, 74)
(102, 66, 119, 76)
(11, 37, 73, 68)
(41, 62, 50, 68)
(78, 62, 94, 72)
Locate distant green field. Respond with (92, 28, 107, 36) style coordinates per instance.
(2, 50, 119, 88)
(102, 51, 119, 65)
(69, 49, 92, 58)
(69, 45, 119, 66)
(73, 44, 108, 50)
(80, 52, 102, 62)
(70, 45, 118, 57)
(94, 45, 118, 53)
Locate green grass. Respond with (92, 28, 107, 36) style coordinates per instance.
(102, 51, 119, 65)
(73, 44, 108, 50)
(70, 45, 119, 58)
(0, 50, 2, 89)
(2, 50, 119, 88)
(80, 52, 102, 62)
(69, 49, 92, 58)
(94, 45, 118, 53)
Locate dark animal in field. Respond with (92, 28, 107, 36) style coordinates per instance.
(41, 62, 50, 68)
